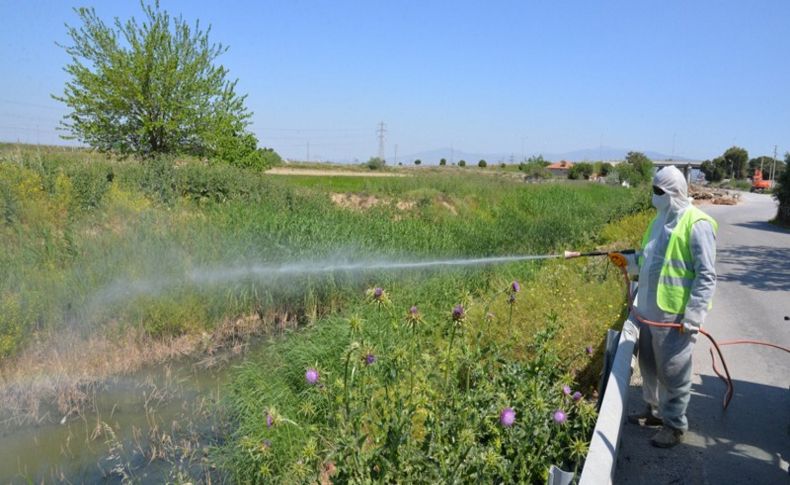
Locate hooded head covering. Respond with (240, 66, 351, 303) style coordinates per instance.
(652, 165, 690, 215)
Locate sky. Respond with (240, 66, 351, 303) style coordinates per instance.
(1, 0, 789, 162)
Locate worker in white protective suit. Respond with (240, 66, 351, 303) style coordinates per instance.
(626, 165, 717, 448)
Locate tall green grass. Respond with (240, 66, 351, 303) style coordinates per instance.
(1, 149, 647, 358)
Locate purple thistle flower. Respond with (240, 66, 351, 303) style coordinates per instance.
(365, 353, 376, 366)
(585, 345, 594, 356)
(452, 304, 465, 322)
(572, 391, 583, 402)
(562, 385, 572, 396)
(553, 409, 567, 424)
(373, 287, 383, 300)
(406, 305, 421, 326)
(500, 407, 516, 427)
(511, 281, 520, 293)
(305, 368, 319, 385)
(266, 413, 273, 428)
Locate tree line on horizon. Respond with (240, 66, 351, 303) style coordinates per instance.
(700, 146, 786, 182)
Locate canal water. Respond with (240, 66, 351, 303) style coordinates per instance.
(0, 354, 240, 484)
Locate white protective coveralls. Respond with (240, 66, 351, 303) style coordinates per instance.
(633, 166, 717, 431)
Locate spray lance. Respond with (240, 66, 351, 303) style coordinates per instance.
(559, 248, 790, 410)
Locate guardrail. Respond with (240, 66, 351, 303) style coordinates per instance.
(577, 317, 639, 484)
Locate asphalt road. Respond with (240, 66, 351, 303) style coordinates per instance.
(615, 193, 790, 484)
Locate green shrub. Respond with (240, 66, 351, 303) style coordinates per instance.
(568, 163, 594, 180)
(366, 157, 386, 170)
(774, 159, 790, 224)
(137, 293, 208, 337)
(139, 156, 178, 204)
(259, 147, 282, 168)
(0, 292, 25, 358)
(179, 162, 250, 202)
(519, 161, 551, 180)
(65, 162, 113, 210)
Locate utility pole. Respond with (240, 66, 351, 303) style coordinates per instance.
(306, 141, 310, 162)
(377, 121, 386, 162)
(771, 145, 778, 186)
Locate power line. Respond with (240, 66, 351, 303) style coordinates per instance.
(0, 99, 65, 111)
(0, 112, 63, 123)
(256, 126, 367, 133)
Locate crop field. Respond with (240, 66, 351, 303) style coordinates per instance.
(0, 144, 651, 482)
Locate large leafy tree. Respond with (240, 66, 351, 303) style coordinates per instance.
(700, 146, 751, 182)
(617, 151, 653, 186)
(722, 146, 749, 179)
(54, 2, 258, 162)
(701, 157, 726, 182)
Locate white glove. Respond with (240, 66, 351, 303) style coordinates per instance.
(680, 320, 700, 335)
(625, 252, 640, 279)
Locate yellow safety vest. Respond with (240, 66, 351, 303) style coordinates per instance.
(639, 206, 718, 314)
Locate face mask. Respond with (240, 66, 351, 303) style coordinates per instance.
(652, 193, 670, 210)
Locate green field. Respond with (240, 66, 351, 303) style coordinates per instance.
(0, 145, 651, 482)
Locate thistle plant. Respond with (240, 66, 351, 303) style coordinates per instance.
(499, 407, 516, 427)
(366, 286, 391, 307)
(305, 368, 319, 385)
(445, 304, 465, 388)
(553, 409, 567, 425)
(230, 283, 599, 483)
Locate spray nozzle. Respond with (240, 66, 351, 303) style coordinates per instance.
(563, 249, 636, 260)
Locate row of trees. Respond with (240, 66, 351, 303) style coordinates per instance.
(562, 152, 651, 186)
(55, 2, 279, 170)
(700, 146, 786, 182)
(369, 152, 654, 188)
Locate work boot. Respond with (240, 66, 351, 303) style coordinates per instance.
(627, 408, 663, 427)
(650, 426, 684, 448)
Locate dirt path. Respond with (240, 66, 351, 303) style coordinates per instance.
(266, 167, 407, 177)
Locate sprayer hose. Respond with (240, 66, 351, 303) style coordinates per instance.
(615, 265, 790, 410)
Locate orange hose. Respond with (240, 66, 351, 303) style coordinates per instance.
(612, 263, 789, 410)
(717, 339, 790, 352)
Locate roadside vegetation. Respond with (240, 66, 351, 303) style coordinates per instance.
(1, 143, 651, 480)
(773, 160, 790, 225)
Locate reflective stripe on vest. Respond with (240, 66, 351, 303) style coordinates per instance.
(639, 206, 717, 314)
